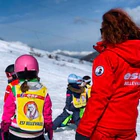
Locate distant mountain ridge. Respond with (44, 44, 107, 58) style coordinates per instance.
(52, 49, 99, 62)
(0, 39, 97, 63)
(52, 49, 93, 59)
(80, 51, 99, 62)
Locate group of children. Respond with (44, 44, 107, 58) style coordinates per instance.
(1, 54, 91, 140)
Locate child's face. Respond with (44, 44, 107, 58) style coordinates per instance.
(7, 76, 13, 83)
(83, 82, 87, 86)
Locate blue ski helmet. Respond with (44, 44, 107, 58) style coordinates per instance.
(68, 74, 77, 84)
(68, 74, 83, 84)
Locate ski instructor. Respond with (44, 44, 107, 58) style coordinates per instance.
(76, 8, 140, 140)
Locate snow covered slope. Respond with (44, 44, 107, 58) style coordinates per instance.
(0, 40, 139, 140)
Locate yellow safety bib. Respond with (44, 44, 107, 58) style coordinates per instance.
(72, 92, 87, 108)
(15, 84, 47, 132)
(86, 84, 91, 98)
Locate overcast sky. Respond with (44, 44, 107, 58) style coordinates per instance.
(0, 0, 140, 52)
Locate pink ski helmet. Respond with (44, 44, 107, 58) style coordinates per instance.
(15, 54, 39, 74)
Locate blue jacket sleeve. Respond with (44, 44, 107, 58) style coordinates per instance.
(65, 90, 74, 111)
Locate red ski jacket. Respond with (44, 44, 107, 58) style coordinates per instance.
(76, 40, 140, 138)
(4, 79, 19, 102)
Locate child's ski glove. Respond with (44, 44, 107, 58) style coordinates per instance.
(1, 121, 11, 140)
(45, 122, 53, 140)
(1, 121, 11, 133)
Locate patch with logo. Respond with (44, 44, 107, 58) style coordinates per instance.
(95, 66, 104, 76)
(24, 101, 39, 120)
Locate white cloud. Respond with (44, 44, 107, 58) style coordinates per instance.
(126, 6, 140, 25)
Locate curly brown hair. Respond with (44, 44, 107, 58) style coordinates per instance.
(101, 8, 140, 44)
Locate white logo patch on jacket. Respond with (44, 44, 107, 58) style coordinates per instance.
(95, 66, 104, 76)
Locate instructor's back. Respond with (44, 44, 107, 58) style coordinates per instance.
(76, 8, 140, 140)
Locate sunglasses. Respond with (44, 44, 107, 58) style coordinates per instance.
(100, 28, 103, 34)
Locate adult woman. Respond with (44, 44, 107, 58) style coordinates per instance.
(76, 8, 140, 140)
(1, 54, 53, 140)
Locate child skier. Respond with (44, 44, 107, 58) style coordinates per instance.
(79, 75, 91, 118)
(83, 75, 91, 99)
(53, 74, 86, 130)
(60, 75, 91, 126)
(1, 54, 53, 140)
(0, 64, 19, 140)
(4, 64, 19, 102)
